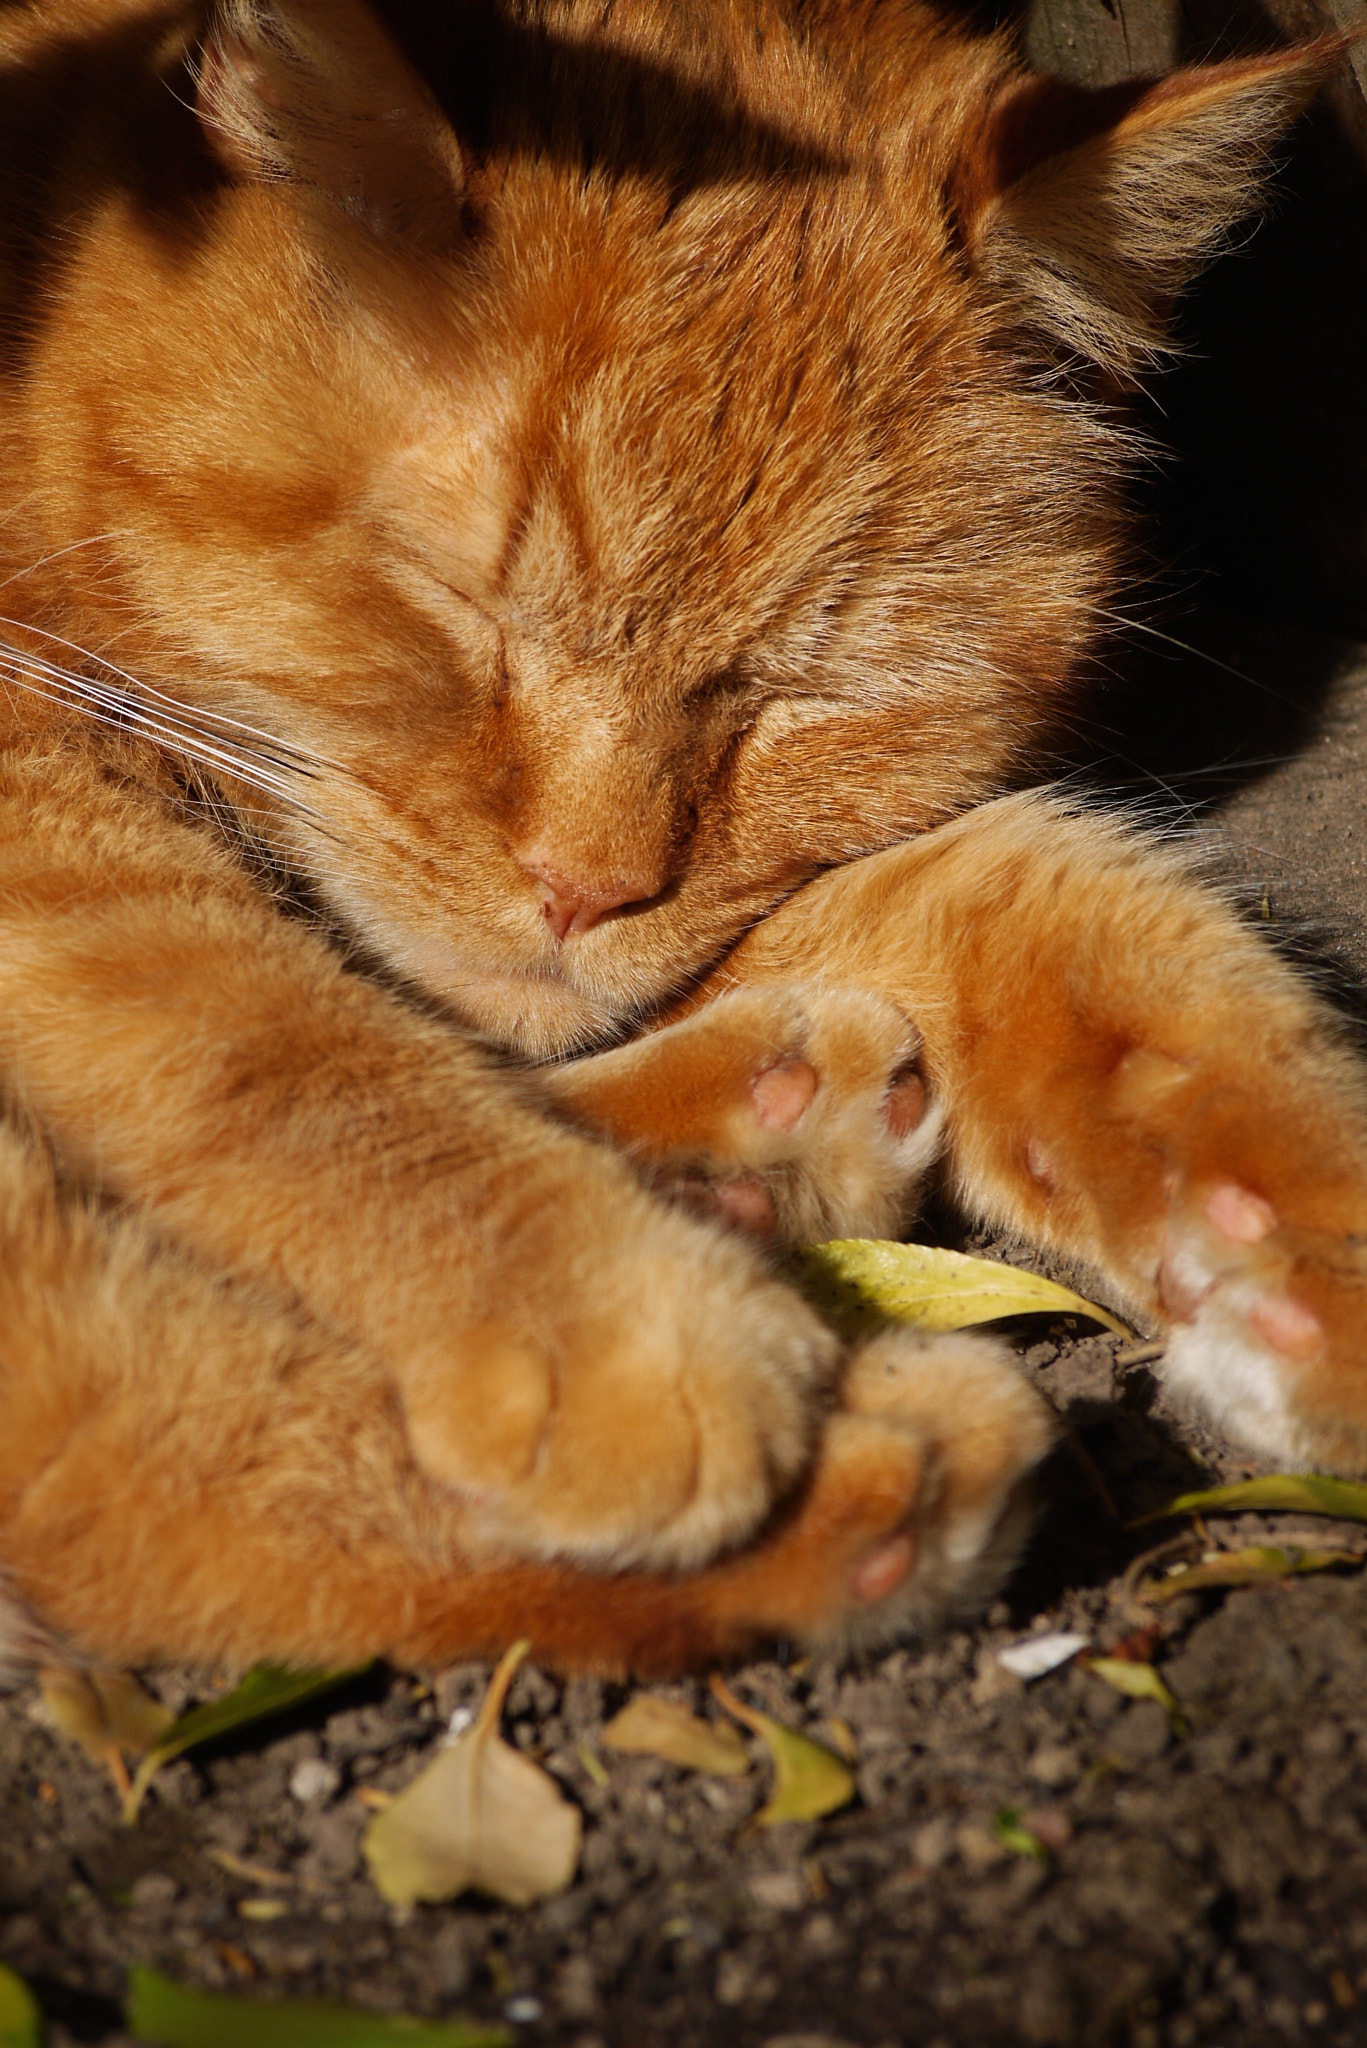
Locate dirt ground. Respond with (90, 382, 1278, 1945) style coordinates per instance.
(5, 627, 1367, 2048)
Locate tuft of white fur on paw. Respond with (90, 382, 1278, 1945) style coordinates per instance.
(1156, 1183, 1322, 1465)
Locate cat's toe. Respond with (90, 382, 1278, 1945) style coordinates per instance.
(1157, 1180, 1367, 1469)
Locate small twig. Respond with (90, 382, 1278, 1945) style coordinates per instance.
(1112, 1340, 1166, 1369)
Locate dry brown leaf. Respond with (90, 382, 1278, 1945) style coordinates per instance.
(601, 1695, 750, 1776)
(363, 1642, 581, 1907)
(38, 1666, 173, 1765)
(709, 1676, 855, 1827)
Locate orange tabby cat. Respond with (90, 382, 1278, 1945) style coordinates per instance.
(0, 0, 1359, 1680)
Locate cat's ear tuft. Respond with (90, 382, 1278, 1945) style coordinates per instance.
(196, 0, 465, 246)
(955, 40, 1347, 376)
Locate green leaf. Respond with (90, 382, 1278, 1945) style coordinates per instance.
(1134, 1474, 1367, 1528)
(993, 1808, 1049, 1864)
(1139, 1544, 1362, 1603)
(1084, 1657, 1187, 1734)
(126, 1969, 512, 2048)
(364, 1642, 581, 1907)
(0, 1964, 41, 2048)
(709, 1676, 854, 1827)
(797, 1240, 1131, 1339)
(123, 1663, 370, 1822)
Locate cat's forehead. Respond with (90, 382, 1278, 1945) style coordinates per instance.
(379, 163, 975, 694)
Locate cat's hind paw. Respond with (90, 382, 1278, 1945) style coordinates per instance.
(1159, 1177, 1367, 1471)
(699, 1328, 1057, 1658)
(547, 983, 941, 1244)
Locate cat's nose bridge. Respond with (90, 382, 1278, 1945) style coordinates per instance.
(518, 851, 662, 941)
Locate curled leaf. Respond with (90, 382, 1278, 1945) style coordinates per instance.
(602, 1695, 750, 1776)
(125, 1967, 512, 2047)
(363, 1641, 581, 1907)
(1084, 1656, 1187, 1734)
(0, 1964, 40, 2048)
(797, 1240, 1130, 1339)
(39, 1667, 173, 1763)
(1135, 1474, 1367, 1528)
(1138, 1544, 1362, 1603)
(709, 1675, 854, 1827)
(124, 1662, 370, 1823)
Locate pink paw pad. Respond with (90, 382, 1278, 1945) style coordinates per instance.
(1204, 1182, 1278, 1244)
(711, 1177, 779, 1238)
(751, 1058, 818, 1132)
(850, 1531, 916, 1604)
(1249, 1292, 1324, 1360)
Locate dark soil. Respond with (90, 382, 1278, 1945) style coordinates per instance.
(6, 641, 1367, 2048)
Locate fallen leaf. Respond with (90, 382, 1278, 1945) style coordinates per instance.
(123, 1663, 370, 1823)
(1084, 1656, 1187, 1734)
(602, 1695, 750, 1776)
(797, 1240, 1130, 1339)
(1138, 1544, 1362, 1603)
(993, 1808, 1049, 1863)
(363, 1641, 581, 1907)
(1135, 1474, 1367, 1527)
(709, 1675, 855, 1827)
(0, 1964, 40, 2048)
(38, 1667, 173, 1765)
(996, 1632, 1091, 1680)
(125, 1967, 512, 2047)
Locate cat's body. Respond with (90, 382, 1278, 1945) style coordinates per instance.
(0, 0, 1363, 1679)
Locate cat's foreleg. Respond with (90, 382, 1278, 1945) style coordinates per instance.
(0, 1109, 1050, 1676)
(0, 735, 845, 1576)
(705, 793, 1367, 1472)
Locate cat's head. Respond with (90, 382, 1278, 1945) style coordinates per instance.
(12, 0, 1340, 1054)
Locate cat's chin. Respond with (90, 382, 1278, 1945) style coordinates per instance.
(434, 961, 625, 1059)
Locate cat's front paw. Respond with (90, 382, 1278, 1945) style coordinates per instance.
(548, 983, 941, 1244)
(399, 1194, 841, 1572)
(1158, 1177, 1367, 1471)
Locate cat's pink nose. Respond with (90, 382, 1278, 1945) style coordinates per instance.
(522, 857, 658, 941)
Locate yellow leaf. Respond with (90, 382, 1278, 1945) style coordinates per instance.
(797, 1240, 1131, 1339)
(1084, 1657, 1187, 1733)
(709, 1676, 854, 1827)
(363, 1643, 581, 1907)
(601, 1696, 750, 1777)
(1139, 1544, 1362, 1603)
(38, 1666, 173, 1764)
(1135, 1474, 1367, 1527)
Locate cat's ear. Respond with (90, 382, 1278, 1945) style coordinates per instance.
(955, 41, 1344, 375)
(196, 0, 465, 245)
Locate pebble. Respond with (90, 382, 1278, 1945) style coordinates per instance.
(289, 1757, 342, 1804)
(505, 1996, 544, 2024)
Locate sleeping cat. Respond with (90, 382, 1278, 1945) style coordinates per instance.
(0, 0, 1361, 1680)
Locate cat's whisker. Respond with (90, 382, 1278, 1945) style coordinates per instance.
(0, 614, 341, 777)
(0, 650, 328, 819)
(1088, 604, 1308, 714)
(0, 534, 124, 597)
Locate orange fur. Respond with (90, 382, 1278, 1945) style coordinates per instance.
(0, 0, 1355, 1678)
